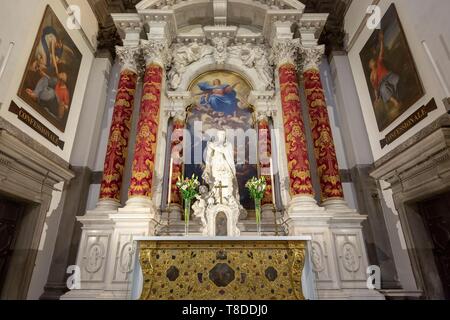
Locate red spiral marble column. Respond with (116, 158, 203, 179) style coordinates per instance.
(128, 64, 163, 200)
(169, 117, 185, 205)
(279, 64, 314, 197)
(303, 67, 344, 200)
(99, 70, 138, 203)
(258, 117, 273, 205)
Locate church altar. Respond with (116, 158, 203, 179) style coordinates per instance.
(62, 0, 385, 301)
(130, 237, 315, 300)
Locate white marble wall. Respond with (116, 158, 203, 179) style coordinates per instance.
(343, 0, 450, 293)
(0, 0, 99, 299)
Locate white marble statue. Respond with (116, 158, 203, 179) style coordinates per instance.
(192, 130, 245, 236)
(203, 130, 240, 205)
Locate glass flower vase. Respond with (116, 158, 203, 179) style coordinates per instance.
(255, 198, 262, 236)
(184, 198, 191, 236)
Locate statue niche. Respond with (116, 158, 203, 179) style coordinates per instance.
(215, 212, 228, 236)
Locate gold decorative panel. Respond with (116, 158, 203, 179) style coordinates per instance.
(138, 240, 307, 300)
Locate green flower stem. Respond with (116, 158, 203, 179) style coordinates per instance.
(255, 198, 262, 225)
(184, 198, 191, 226)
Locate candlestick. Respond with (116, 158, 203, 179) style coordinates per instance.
(168, 158, 173, 205)
(270, 158, 276, 206)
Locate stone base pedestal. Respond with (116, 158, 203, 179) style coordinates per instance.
(288, 195, 326, 215)
(287, 209, 385, 300)
(94, 199, 121, 212)
(322, 198, 356, 214)
(61, 209, 159, 300)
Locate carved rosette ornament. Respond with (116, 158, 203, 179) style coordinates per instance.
(301, 45, 344, 201)
(98, 46, 139, 204)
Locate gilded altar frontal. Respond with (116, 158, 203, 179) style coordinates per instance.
(138, 239, 307, 300)
(1, 0, 449, 305)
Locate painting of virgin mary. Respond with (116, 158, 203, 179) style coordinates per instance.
(197, 79, 240, 116)
(186, 71, 257, 209)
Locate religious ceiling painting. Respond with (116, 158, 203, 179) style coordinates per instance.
(17, 5, 82, 132)
(360, 4, 424, 132)
(186, 70, 257, 209)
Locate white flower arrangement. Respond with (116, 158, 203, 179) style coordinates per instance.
(245, 176, 267, 230)
(245, 176, 267, 201)
(176, 174, 200, 201)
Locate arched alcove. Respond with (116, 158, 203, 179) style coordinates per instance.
(215, 212, 228, 236)
(175, 56, 264, 92)
(184, 70, 258, 210)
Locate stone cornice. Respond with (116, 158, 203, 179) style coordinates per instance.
(89, 0, 349, 58)
(371, 124, 450, 185)
(0, 122, 74, 185)
(372, 114, 450, 172)
(0, 117, 70, 170)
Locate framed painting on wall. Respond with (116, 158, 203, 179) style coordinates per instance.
(360, 4, 424, 132)
(17, 5, 82, 132)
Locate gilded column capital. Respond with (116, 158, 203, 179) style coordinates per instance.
(299, 45, 325, 72)
(116, 45, 142, 74)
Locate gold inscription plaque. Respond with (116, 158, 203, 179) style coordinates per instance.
(138, 240, 307, 300)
